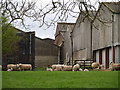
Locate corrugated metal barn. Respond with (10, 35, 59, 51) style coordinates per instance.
(54, 2, 120, 69)
(92, 2, 120, 69)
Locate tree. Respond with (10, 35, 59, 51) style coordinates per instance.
(1, 16, 20, 56)
(1, 0, 119, 29)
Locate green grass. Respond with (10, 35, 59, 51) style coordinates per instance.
(34, 67, 46, 71)
(2, 71, 119, 88)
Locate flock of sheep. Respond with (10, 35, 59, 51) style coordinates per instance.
(7, 63, 32, 71)
(0, 62, 120, 71)
(46, 63, 91, 71)
(46, 62, 120, 71)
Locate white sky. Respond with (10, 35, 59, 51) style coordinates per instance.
(15, 0, 118, 39)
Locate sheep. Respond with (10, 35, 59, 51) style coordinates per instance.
(84, 69, 89, 72)
(51, 65, 56, 71)
(62, 65, 73, 71)
(7, 64, 19, 71)
(99, 64, 105, 70)
(7, 68, 13, 71)
(79, 68, 83, 71)
(46, 67, 53, 71)
(72, 64, 80, 71)
(91, 62, 99, 69)
(52, 64, 64, 71)
(55, 65, 63, 71)
(110, 63, 120, 71)
(19, 64, 32, 71)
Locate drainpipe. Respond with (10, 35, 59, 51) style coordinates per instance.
(70, 33, 73, 66)
(111, 14, 114, 63)
(90, 23, 93, 60)
(58, 46, 60, 64)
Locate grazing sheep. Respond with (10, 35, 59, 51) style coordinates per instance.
(46, 67, 53, 71)
(84, 69, 89, 72)
(72, 64, 80, 71)
(7, 64, 19, 71)
(91, 62, 99, 68)
(51, 65, 56, 71)
(62, 65, 73, 71)
(79, 68, 83, 71)
(19, 64, 32, 71)
(99, 64, 105, 70)
(110, 63, 120, 71)
(7, 68, 13, 71)
(52, 64, 64, 71)
(55, 65, 62, 71)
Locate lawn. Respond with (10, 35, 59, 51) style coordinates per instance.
(2, 71, 119, 88)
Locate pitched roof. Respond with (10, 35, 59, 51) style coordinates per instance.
(55, 22, 75, 36)
(101, 2, 120, 14)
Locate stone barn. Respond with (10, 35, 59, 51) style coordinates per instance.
(35, 37, 58, 68)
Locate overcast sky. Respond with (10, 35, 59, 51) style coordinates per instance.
(15, 0, 118, 39)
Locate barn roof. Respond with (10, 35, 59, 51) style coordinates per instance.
(101, 2, 120, 14)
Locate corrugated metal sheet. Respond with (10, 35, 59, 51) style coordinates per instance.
(93, 3, 120, 50)
(54, 34, 64, 47)
(72, 12, 92, 60)
(73, 49, 87, 60)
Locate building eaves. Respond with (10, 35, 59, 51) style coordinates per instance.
(101, 2, 120, 14)
(55, 22, 75, 36)
(57, 22, 75, 25)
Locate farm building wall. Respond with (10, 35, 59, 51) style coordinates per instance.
(17, 31, 35, 69)
(92, 2, 120, 50)
(35, 38, 58, 68)
(54, 23, 75, 65)
(72, 12, 92, 61)
(92, 2, 120, 68)
(53, 2, 120, 68)
(62, 24, 75, 64)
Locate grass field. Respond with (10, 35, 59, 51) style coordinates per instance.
(2, 71, 119, 88)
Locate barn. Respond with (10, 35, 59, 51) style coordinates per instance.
(54, 2, 120, 69)
(92, 2, 120, 69)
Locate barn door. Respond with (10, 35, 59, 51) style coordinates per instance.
(106, 48, 109, 69)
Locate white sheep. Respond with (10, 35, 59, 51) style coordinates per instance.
(52, 64, 64, 71)
(51, 65, 56, 71)
(99, 64, 105, 70)
(46, 67, 53, 71)
(72, 64, 80, 71)
(84, 69, 89, 72)
(91, 62, 99, 68)
(62, 65, 73, 71)
(55, 65, 63, 71)
(110, 63, 120, 71)
(7, 68, 13, 71)
(79, 68, 83, 71)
